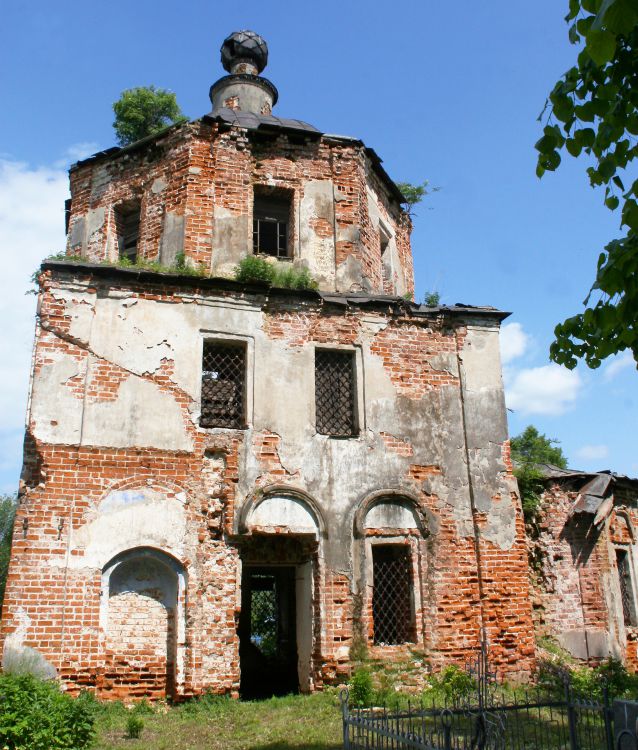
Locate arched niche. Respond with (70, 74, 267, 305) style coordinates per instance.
(240, 486, 326, 539)
(354, 490, 427, 538)
(101, 547, 187, 698)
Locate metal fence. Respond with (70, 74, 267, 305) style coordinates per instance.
(341, 685, 616, 750)
(340, 639, 638, 750)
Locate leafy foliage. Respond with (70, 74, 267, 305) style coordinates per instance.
(536, 0, 638, 369)
(396, 180, 438, 213)
(0, 493, 17, 612)
(0, 674, 96, 749)
(113, 86, 187, 146)
(427, 665, 476, 702)
(233, 256, 318, 290)
(349, 667, 374, 707)
(423, 291, 441, 307)
(125, 713, 144, 739)
(511, 426, 567, 522)
(539, 656, 638, 700)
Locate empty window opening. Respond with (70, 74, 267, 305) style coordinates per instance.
(253, 187, 292, 258)
(201, 341, 246, 429)
(372, 545, 413, 645)
(315, 349, 356, 437)
(616, 548, 637, 626)
(114, 201, 141, 262)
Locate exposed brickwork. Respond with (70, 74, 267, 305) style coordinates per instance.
(532, 478, 638, 670)
(3, 98, 530, 699)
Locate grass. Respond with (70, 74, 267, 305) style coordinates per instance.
(93, 692, 342, 750)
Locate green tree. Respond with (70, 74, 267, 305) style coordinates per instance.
(0, 493, 17, 612)
(113, 86, 187, 146)
(511, 426, 567, 522)
(536, 0, 638, 370)
(396, 180, 439, 214)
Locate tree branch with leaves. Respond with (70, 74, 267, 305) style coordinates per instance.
(536, 0, 638, 370)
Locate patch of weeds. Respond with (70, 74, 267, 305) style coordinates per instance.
(423, 291, 440, 307)
(426, 665, 476, 702)
(271, 264, 318, 291)
(233, 255, 318, 290)
(125, 713, 144, 739)
(349, 666, 373, 707)
(234, 255, 275, 284)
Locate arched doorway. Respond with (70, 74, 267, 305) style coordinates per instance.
(238, 489, 324, 698)
(101, 548, 184, 699)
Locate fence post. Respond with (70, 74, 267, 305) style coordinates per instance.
(565, 676, 580, 750)
(340, 689, 350, 750)
(441, 709, 453, 750)
(603, 685, 614, 750)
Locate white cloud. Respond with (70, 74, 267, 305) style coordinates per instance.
(0, 156, 70, 488)
(53, 142, 100, 169)
(505, 364, 582, 416)
(603, 350, 636, 382)
(574, 444, 609, 462)
(500, 322, 529, 365)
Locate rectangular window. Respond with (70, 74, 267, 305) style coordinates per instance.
(616, 548, 637, 626)
(315, 349, 356, 436)
(253, 188, 292, 258)
(114, 201, 141, 262)
(372, 545, 413, 645)
(201, 341, 246, 428)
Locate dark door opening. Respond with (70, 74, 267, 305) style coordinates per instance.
(239, 566, 298, 699)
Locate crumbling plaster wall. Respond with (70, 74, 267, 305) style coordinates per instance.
(1, 268, 533, 696)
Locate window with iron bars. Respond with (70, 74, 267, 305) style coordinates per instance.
(253, 189, 292, 258)
(616, 548, 637, 626)
(200, 341, 246, 429)
(315, 349, 356, 436)
(372, 545, 413, 645)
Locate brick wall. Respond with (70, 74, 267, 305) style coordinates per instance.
(0, 266, 532, 698)
(65, 119, 413, 295)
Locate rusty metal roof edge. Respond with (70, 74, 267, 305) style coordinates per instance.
(538, 463, 638, 489)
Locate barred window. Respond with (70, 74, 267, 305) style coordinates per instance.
(372, 545, 413, 645)
(616, 548, 637, 626)
(315, 349, 356, 436)
(114, 201, 141, 263)
(201, 341, 246, 428)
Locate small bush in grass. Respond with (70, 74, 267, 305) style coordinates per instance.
(0, 673, 96, 749)
(350, 666, 373, 707)
(427, 665, 475, 702)
(125, 713, 144, 739)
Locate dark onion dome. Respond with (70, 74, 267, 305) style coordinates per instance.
(221, 30, 269, 74)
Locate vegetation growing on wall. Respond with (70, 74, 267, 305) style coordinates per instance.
(113, 86, 188, 146)
(511, 425, 568, 523)
(233, 255, 318, 290)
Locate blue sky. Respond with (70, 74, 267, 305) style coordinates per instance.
(0, 0, 635, 493)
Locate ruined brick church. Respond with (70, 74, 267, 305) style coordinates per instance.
(0, 31, 535, 699)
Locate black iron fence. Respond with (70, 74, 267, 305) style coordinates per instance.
(340, 639, 638, 749)
(341, 684, 618, 749)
